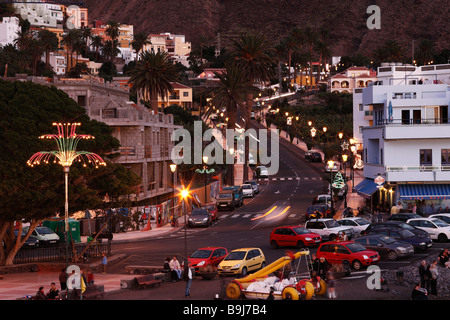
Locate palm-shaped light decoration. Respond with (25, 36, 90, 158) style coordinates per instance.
(27, 122, 106, 265)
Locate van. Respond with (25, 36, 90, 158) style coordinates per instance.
(223, 186, 244, 207)
(216, 191, 236, 211)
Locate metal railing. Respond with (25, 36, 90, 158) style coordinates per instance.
(385, 165, 450, 172)
(374, 117, 449, 126)
(13, 243, 111, 264)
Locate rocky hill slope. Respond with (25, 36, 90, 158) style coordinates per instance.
(84, 0, 449, 57)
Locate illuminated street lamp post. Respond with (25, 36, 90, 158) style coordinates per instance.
(27, 123, 106, 270)
(195, 156, 215, 205)
(327, 160, 335, 212)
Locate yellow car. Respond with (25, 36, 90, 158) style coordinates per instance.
(218, 248, 266, 276)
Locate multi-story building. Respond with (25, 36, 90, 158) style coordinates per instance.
(329, 67, 377, 94)
(13, 1, 63, 28)
(356, 63, 450, 211)
(47, 52, 66, 75)
(32, 77, 182, 205)
(0, 16, 20, 47)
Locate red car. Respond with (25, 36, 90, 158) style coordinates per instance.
(270, 226, 322, 249)
(316, 240, 380, 270)
(187, 247, 228, 272)
(204, 204, 218, 221)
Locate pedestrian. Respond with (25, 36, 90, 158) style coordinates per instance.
(170, 256, 182, 281)
(438, 249, 450, 268)
(267, 288, 275, 300)
(310, 254, 319, 275)
(411, 282, 428, 300)
(34, 286, 47, 300)
(430, 260, 438, 296)
(418, 260, 427, 288)
(327, 272, 336, 299)
(318, 257, 330, 280)
(184, 261, 195, 298)
(101, 253, 107, 274)
(59, 268, 67, 291)
(86, 269, 95, 285)
(412, 203, 417, 214)
(46, 282, 60, 300)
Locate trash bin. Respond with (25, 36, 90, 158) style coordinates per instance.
(43, 218, 81, 243)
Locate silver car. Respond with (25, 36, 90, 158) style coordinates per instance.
(244, 180, 259, 194)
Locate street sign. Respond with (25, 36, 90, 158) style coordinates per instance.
(375, 175, 385, 185)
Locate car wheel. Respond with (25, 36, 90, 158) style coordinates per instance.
(241, 267, 248, 277)
(388, 250, 398, 261)
(260, 261, 266, 269)
(271, 240, 279, 249)
(352, 260, 363, 271)
(297, 241, 306, 249)
(438, 233, 448, 243)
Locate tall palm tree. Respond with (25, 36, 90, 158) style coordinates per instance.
(13, 29, 31, 51)
(383, 40, 405, 62)
(90, 35, 103, 61)
(208, 62, 259, 185)
(81, 26, 92, 57)
(101, 39, 120, 62)
(315, 40, 331, 87)
(37, 29, 59, 71)
(229, 31, 276, 181)
(131, 32, 151, 60)
(128, 50, 179, 113)
(105, 20, 120, 63)
(27, 38, 44, 75)
(61, 29, 81, 73)
(415, 39, 435, 65)
(303, 26, 317, 89)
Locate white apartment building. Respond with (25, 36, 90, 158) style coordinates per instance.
(47, 52, 66, 75)
(0, 17, 20, 47)
(14, 1, 63, 28)
(356, 63, 450, 211)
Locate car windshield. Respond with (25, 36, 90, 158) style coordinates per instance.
(192, 209, 208, 216)
(346, 243, 367, 253)
(355, 218, 370, 225)
(399, 223, 416, 231)
(431, 219, 449, 227)
(399, 230, 415, 238)
(292, 227, 310, 235)
(242, 185, 251, 189)
(218, 193, 232, 199)
(36, 227, 54, 235)
(378, 236, 396, 245)
(190, 249, 212, 259)
(324, 220, 340, 228)
(205, 205, 216, 210)
(224, 251, 247, 261)
(244, 181, 256, 185)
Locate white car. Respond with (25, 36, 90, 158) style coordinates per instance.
(241, 184, 254, 198)
(23, 226, 60, 246)
(305, 218, 355, 241)
(244, 180, 259, 194)
(406, 218, 450, 242)
(429, 213, 450, 225)
(256, 166, 269, 178)
(337, 217, 371, 235)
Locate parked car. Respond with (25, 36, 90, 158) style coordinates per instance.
(363, 228, 433, 252)
(22, 226, 60, 246)
(14, 230, 39, 249)
(305, 218, 355, 241)
(270, 226, 322, 249)
(216, 191, 236, 211)
(338, 217, 371, 235)
(316, 240, 380, 270)
(387, 213, 422, 222)
(312, 194, 331, 208)
(218, 248, 266, 276)
(188, 247, 228, 272)
(305, 150, 313, 160)
(256, 166, 269, 178)
(223, 186, 244, 207)
(188, 208, 213, 227)
(429, 213, 450, 225)
(353, 234, 414, 260)
(241, 184, 254, 198)
(244, 180, 259, 194)
(250, 111, 255, 119)
(407, 218, 450, 242)
(204, 204, 218, 221)
(361, 221, 430, 239)
(325, 162, 338, 172)
(308, 152, 322, 163)
(306, 204, 330, 220)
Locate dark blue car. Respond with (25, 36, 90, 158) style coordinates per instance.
(223, 186, 244, 207)
(364, 228, 433, 252)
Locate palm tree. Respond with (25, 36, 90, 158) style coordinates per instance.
(303, 26, 317, 89)
(315, 40, 331, 87)
(80, 26, 92, 57)
(105, 20, 120, 63)
(208, 62, 260, 185)
(131, 32, 151, 60)
(101, 39, 120, 62)
(229, 31, 276, 181)
(128, 50, 179, 113)
(90, 35, 103, 61)
(27, 38, 44, 75)
(383, 40, 405, 62)
(415, 39, 435, 65)
(13, 29, 31, 51)
(37, 29, 59, 71)
(61, 29, 81, 73)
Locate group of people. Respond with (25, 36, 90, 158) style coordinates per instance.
(416, 259, 439, 299)
(163, 256, 195, 298)
(33, 282, 61, 300)
(309, 254, 336, 299)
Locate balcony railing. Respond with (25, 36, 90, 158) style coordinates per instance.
(386, 165, 450, 172)
(375, 117, 449, 126)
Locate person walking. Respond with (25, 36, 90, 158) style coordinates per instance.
(184, 261, 195, 298)
(418, 260, 427, 288)
(430, 260, 438, 296)
(326, 272, 336, 299)
(59, 268, 67, 291)
(101, 253, 107, 274)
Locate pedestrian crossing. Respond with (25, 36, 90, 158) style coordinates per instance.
(259, 176, 322, 182)
(219, 212, 301, 220)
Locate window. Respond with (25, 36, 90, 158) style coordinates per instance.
(442, 149, 450, 166)
(336, 245, 350, 254)
(183, 91, 189, 97)
(420, 149, 432, 166)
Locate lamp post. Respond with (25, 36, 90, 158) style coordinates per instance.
(327, 160, 335, 212)
(195, 156, 215, 205)
(342, 154, 348, 208)
(181, 188, 189, 264)
(27, 123, 106, 272)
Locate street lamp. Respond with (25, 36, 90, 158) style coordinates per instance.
(27, 123, 106, 272)
(180, 187, 189, 264)
(342, 154, 348, 208)
(327, 160, 335, 212)
(195, 156, 215, 205)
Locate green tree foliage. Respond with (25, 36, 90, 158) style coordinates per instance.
(0, 80, 141, 265)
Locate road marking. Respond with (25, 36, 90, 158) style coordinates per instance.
(279, 178, 285, 181)
(289, 214, 297, 218)
(243, 214, 251, 218)
(231, 214, 240, 218)
(219, 215, 229, 219)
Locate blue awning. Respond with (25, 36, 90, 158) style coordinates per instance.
(356, 178, 384, 199)
(398, 184, 450, 200)
(353, 178, 371, 192)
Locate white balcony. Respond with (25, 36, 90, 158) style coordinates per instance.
(385, 165, 450, 182)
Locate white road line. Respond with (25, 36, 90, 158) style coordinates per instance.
(243, 214, 251, 218)
(231, 214, 240, 218)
